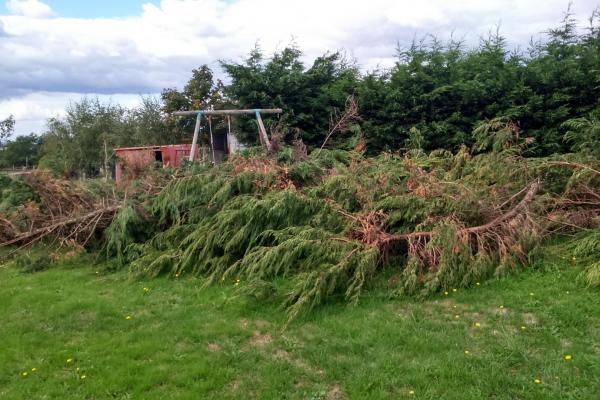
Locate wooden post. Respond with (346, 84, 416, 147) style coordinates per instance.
(255, 110, 272, 153)
(208, 117, 216, 164)
(103, 137, 109, 181)
(189, 112, 202, 162)
(226, 115, 231, 154)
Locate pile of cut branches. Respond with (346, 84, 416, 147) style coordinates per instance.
(103, 146, 599, 321)
(3, 145, 597, 320)
(0, 171, 122, 250)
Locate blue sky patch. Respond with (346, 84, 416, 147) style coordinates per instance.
(2, 0, 160, 18)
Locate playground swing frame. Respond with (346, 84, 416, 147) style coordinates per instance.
(171, 108, 283, 162)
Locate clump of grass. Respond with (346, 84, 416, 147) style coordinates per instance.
(14, 252, 53, 274)
(581, 261, 600, 287)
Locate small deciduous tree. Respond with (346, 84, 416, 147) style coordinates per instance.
(161, 64, 230, 145)
(0, 115, 15, 147)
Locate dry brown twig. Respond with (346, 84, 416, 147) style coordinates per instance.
(0, 216, 16, 243)
(268, 121, 285, 156)
(542, 161, 600, 225)
(292, 129, 308, 161)
(320, 95, 361, 151)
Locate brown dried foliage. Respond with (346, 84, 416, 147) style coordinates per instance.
(0, 170, 121, 250)
(292, 129, 308, 162)
(342, 178, 542, 274)
(229, 155, 296, 191)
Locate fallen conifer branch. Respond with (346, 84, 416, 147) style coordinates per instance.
(378, 179, 540, 245)
(544, 161, 600, 176)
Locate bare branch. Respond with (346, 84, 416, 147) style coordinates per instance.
(320, 96, 361, 150)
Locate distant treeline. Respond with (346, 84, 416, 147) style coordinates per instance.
(1, 9, 599, 176)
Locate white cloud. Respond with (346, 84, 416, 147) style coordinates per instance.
(0, 92, 150, 136)
(0, 0, 599, 135)
(0, 92, 65, 122)
(6, 0, 55, 18)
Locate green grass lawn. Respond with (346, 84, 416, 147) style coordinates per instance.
(0, 249, 599, 399)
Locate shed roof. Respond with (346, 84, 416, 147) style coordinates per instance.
(114, 144, 192, 152)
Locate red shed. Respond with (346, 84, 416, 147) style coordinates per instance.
(115, 144, 197, 183)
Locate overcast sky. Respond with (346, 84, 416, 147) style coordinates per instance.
(1, 0, 598, 136)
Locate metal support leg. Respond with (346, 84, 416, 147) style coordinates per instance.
(189, 112, 203, 162)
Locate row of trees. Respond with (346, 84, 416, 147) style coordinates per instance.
(38, 97, 169, 177)
(155, 9, 600, 157)
(2, 9, 599, 176)
(216, 10, 600, 155)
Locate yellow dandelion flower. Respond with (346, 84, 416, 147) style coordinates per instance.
(21, 371, 28, 377)
(566, 291, 570, 294)
(453, 305, 457, 309)
(454, 314, 460, 319)
(175, 273, 180, 278)
(521, 326, 526, 330)
(76, 367, 80, 372)
(234, 282, 240, 287)
(476, 282, 480, 286)
(66, 358, 73, 364)
(475, 322, 481, 328)
(499, 305, 504, 309)
(529, 292, 534, 296)
(409, 389, 415, 395)
(126, 315, 132, 320)
(464, 350, 470, 354)
(31, 368, 37, 372)
(143, 287, 149, 292)
(564, 355, 572, 361)
(534, 378, 541, 384)
(444, 291, 449, 296)
(452, 288, 457, 292)
(80, 375, 86, 380)
(572, 256, 577, 261)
